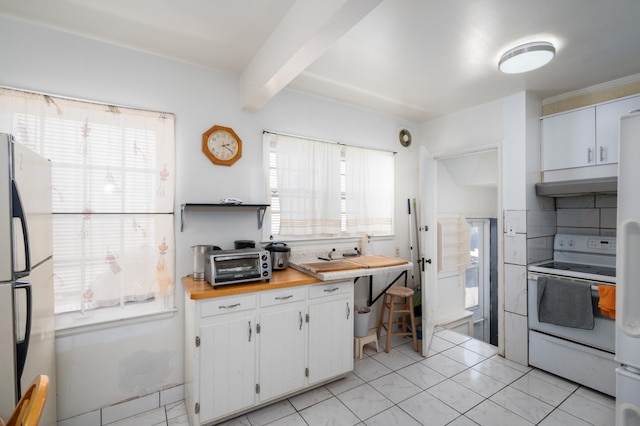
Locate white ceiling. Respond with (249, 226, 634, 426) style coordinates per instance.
(2, 0, 640, 122)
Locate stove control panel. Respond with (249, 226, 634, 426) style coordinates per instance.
(588, 238, 616, 250)
(554, 234, 617, 254)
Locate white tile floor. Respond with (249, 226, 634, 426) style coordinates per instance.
(118, 328, 616, 426)
(103, 400, 189, 426)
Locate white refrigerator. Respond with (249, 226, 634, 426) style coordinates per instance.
(617, 111, 640, 425)
(0, 134, 56, 425)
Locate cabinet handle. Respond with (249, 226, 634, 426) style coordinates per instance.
(275, 295, 293, 300)
(324, 287, 339, 293)
(248, 321, 252, 342)
(588, 148, 594, 163)
(219, 303, 240, 309)
(346, 302, 350, 319)
(299, 311, 303, 330)
(600, 146, 606, 162)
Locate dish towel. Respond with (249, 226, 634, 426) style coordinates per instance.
(537, 276, 595, 330)
(598, 285, 616, 319)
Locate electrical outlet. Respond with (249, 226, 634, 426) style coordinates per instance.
(395, 246, 400, 257)
(507, 223, 516, 236)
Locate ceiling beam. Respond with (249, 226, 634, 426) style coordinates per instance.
(239, 0, 382, 111)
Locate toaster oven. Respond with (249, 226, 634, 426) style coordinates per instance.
(204, 248, 272, 285)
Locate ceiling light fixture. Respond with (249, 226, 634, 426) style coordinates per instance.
(498, 41, 556, 74)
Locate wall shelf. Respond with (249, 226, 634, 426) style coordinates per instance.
(180, 203, 270, 231)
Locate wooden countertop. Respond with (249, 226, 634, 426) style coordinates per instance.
(183, 268, 323, 300)
(291, 256, 412, 282)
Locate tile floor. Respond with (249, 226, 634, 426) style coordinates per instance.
(102, 400, 189, 426)
(116, 328, 616, 426)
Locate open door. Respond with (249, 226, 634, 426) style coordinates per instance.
(419, 145, 438, 356)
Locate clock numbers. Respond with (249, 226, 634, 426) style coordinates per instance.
(209, 131, 238, 159)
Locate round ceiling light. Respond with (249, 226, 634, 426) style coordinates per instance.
(498, 41, 556, 74)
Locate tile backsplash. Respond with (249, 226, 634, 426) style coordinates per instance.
(555, 194, 617, 236)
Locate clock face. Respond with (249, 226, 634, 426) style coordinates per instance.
(202, 125, 242, 166)
(208, 130, 238, 160)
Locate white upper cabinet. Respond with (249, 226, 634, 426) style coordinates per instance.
(541, 95, 640, 173)
(596, 95, 640, 165)
(541, 107, 596, 171)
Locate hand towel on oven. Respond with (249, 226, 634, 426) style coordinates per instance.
(597, 285, 616, 319)
(537, 276, 594, 329)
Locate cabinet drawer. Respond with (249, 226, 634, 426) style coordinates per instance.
(309, 281, 352, 299)
(200, 294, 257, 318)
(260, 287, 306, 307)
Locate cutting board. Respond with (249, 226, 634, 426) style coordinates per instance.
(298, 259, 363, 273)
(344, 255, 408, 269)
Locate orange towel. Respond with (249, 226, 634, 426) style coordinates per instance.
(598, 285, 616, 319)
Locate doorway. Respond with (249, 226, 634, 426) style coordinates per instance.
(465, 218, 497, 344)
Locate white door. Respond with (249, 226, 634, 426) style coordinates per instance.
(541, 108, 596, 170)
(596, 95, 640, 166)
(419, 145, 437, 355)
(199, 316, 255, 422)
(308, 297, 353, 384)
(258, 306, 306, 402)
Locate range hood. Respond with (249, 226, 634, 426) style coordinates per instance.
(535, 177, 618, 197)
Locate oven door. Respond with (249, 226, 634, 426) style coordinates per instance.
(528, 272, 615, 353)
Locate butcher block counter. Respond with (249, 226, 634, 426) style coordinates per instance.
(291, 255, 412, 281)
(182, 267, 322, 300)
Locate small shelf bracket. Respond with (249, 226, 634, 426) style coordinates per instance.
(257, 206, 267, 230)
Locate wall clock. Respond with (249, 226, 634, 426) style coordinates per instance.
(202, 125, 242, 166)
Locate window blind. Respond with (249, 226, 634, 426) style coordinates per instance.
(0, 87, 176, 323)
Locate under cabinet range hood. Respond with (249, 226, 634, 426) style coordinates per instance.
(535, 177, 618, 197)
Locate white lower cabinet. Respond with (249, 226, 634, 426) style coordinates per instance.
(199, 315, 255, 421)
(308, 281, 354, 384)
(257, 304, 306, 402)
(185, 280, 354, 426)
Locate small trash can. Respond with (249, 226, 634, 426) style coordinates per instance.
(354, 305, 372, 337)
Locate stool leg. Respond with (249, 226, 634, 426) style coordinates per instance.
(377, 294, 387, 340)
(385, 294, 395, 353)
(408, 294, 418, 352)
(401, 297, 408, 337)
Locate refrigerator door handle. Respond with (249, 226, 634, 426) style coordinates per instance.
(619, 220, 640, 337)
(11, 179, 30, 279)
(14, 281, 32, 393)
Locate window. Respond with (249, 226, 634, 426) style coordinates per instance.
(0, 87, 176, 327)
(264, 132, 394, 239)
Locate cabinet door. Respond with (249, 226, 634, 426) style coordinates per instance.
(308, 297, 353, 384)
(257, 306, 306, 402)
(596, 95, 640, 165)
(541, 108, 596, 171)
(199, 316, 255, 423)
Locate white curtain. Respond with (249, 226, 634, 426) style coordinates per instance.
(274, 134, 342, 236)
(344, 146, 394, 234)
(0, 87, 175, 316)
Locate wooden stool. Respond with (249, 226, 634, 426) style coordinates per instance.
(354, 330, 379, 359)
(376, 286, 418, 353)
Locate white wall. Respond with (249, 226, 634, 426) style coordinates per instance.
(420, 99, 503, 156)
(437, 163, 497, 218)
(0, 15, 420, 420)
